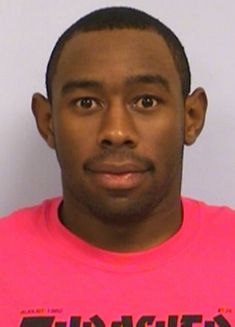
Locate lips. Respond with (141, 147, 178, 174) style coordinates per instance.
(87, 162, 148, 174)
(86, 162, 149, 190)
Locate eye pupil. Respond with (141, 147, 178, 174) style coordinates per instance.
(142, 96, 154, 107)
(81, 98, 93, 108)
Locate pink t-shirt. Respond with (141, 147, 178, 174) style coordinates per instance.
(0, 197, 234, 326)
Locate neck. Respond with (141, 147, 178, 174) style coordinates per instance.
(59, 193, 182, 252)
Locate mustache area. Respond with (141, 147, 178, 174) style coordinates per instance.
(83, 149, 155, 172)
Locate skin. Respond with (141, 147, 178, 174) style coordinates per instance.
(32, 29, 207, 252)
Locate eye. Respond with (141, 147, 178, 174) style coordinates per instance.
(73, 97, 99, 110)
(133, 95, 159, 110)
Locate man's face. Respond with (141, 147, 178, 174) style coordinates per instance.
(48, 29, 186, 224)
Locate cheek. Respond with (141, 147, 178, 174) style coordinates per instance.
(137, 113, 184, 182)
(140, 112, 184, 153)
(53, 116, 95, 170)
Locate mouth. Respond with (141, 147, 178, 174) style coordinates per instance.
(86, 162, 150, 190)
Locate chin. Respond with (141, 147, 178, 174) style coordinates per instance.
(83, 192, 161, 226)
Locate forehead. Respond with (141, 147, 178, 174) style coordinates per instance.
(53, 29, 181, 94)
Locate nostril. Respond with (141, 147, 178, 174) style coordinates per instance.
(100, 138, 135, 148)
(124, 139, 134, 146)
(100, 139, 113, 147)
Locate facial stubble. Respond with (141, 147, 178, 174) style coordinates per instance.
(60, 147, 184, 227)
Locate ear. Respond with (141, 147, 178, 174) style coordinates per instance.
(184, 87, 208, 146)
(31, 93, 55, 149)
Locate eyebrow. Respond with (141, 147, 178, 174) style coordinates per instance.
(61, 80, 103, 95)
(61, 73, 170, 95)
(125, 74, 170, 92)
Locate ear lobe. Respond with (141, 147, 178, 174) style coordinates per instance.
(184, 87, 208, 146)
(31, 93, 55, 149)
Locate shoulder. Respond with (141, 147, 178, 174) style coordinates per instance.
(182, 197, 235, 246)
(183, 196, 235, 221)
(0, 197, 61, 234)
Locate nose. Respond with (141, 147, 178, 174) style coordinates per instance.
(97, 101, 139, 149)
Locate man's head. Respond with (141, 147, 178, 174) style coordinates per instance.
(46, 6, 191, 102)
(32, 7, 207, 226)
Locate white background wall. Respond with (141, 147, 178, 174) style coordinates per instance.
(0, 0, 235, 215)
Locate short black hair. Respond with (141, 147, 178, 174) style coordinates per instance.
(46, 7, 191, 101)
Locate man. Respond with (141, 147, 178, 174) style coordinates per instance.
(0, 6, 234, 326)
